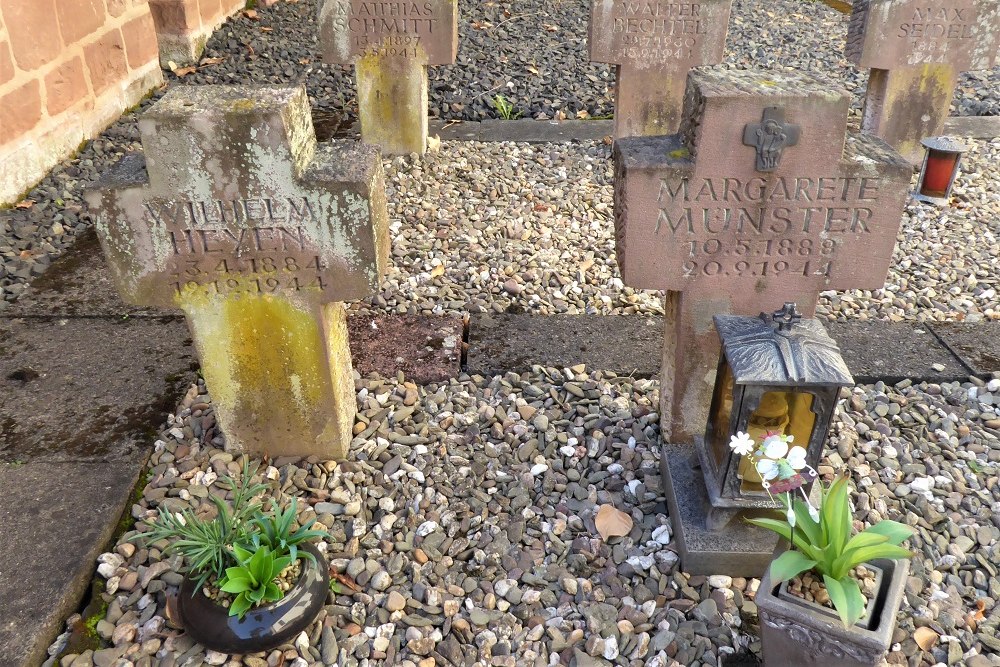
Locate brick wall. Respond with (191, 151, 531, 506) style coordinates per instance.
(0, 0, 163, 205)
(149, 0, 248, 66)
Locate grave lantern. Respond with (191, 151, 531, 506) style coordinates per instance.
(913, 137, 968, 206)
(697, 303, 854, 523)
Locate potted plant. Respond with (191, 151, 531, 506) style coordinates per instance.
(731, 432, 914, 667)
(134, 462, 330, 654)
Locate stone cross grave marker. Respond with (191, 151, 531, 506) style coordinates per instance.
(85, 85, 389, 460)
(589, 0, 733, 139)
(613, 69, 912, 446)
(319, 0, 458, 155)
(848, 0, 1000, 163)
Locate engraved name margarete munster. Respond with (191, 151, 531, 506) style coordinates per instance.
(655, 176, 879, 236)
(142, 196, 317, 256)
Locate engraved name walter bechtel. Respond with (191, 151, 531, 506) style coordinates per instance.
(743, 107, 800, 173)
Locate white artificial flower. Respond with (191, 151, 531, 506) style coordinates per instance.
(729, 431, 755, 456)
(808, 505, 820, 522)
(786, 446, 808, 470)
(787, 508, 797, 527)
(756, 459, 780, 481)
(762, 435, 789, 459)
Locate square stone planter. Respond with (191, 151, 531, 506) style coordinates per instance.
(776, 563, 884, 630)
(757, 558, 910, 667)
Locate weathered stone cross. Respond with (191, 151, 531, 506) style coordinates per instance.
(847, 0, 1000, 162)
(85, 86, 389, 459)
(318, 0, 458, 155)
(589, 0, 733, 138)
(614, 69, 912, 445)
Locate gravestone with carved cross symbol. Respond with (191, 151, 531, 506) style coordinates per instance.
(318, 0, 458, 155)
(847, 0, 1000, 163)
(613, 70, 912, 573)
(84, 85, 389, 460)
(589, 0, 733, 139)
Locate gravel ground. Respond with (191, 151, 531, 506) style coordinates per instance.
(45, 369, 1000, 667)
(176, 0, 1000, 122)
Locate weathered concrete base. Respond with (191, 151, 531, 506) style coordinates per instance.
(862, 64, 959, 164)
(357, 53, 429, 155)
(613, 66, 686, 139)
(825, 321, 970, 384)
(930, 322, 1000, 377)
(467, 313, 662, 376)
(182, 298, 356, 460)
(661, 442, 779, 577)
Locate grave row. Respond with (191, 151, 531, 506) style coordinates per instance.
(317, 0, 1000, 163)
(83, 0, 993, 579)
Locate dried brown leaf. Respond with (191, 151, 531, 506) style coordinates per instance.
(14, 199, 34, 209)
(595, 504, 633, 540)
(914, 626, 938, 651)
(430, 263, 445, 277)
(172, 66, 197, 77)
(243, 8, 258, 19)
(199, 57, 225, 66)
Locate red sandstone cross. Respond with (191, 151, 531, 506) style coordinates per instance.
(613, 70, 912, 444)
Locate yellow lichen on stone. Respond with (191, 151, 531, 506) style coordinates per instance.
(356, 49, 429, 155)
(178, 288, 352, 458)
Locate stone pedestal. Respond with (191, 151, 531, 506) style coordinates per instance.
(356, 52, 429, 155)
(661, 443, 779, 577)
(85, 86, 389, 459)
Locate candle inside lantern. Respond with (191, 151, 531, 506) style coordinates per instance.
(920, 150, 960, 198)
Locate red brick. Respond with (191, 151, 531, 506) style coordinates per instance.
(44, 56, 89, 116)
(200, 0, 225, 23)
(2, 0, 62, 70)
(0, 79, 42, 146)
(56, 0, 106, 44)
(83, 28, 127, 94)
(0, 40, 14, 85)
(121, 13, 158, 69)
(148, 0, 201, 35)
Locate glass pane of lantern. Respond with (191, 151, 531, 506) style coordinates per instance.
(738, 390, 817, 495)
(708, 361, 735, 469)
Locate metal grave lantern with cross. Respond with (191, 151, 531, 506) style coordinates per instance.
(84, 85, 389, 460)
(589, 0, 733, 138)
(846, 0, 1000, 163)
(318, 0, 458, 155)
(698, 303, 854, 532)
(613, 69, 911, 574)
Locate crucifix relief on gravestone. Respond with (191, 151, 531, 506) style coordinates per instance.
(318, 0, 458, 155)
(614, 70, 912, 572)
(589, 0, 733, 138)
(84, 86, 389, 460)
(848, 0, 1000, 163)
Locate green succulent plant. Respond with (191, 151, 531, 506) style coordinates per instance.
(246, 498, 328, 564)
(218, 545, 292, 618)
(749, 475, 914, 628)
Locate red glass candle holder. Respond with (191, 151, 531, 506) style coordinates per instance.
(914, 137, 968, 206)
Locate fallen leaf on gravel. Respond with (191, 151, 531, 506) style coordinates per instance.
(199, 57, 225, 66)
(330, 571, 362, 593)
(14, 199, 34, 209)
(595, 504, 633, 540)
(170, 65, 197, 77)
(914, 626, 938, 651)
(430, 263, 445, 277)
(243, 8, 258, 19)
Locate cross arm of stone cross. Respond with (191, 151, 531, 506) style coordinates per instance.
(588, 0, 732, 70)
(318, 0, 459, 65)
(84, 86, 389, 310)
(847, 0, 1000, 70)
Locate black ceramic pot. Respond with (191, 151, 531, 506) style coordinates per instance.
(177, 543, 329, 654)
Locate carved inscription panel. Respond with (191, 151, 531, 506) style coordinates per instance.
(319, 0, 458, 65)
(95, 192, 381, 309)
(847, 0, 995, 70)
(616, 171, 908, 293)
(589, 0, 731, 70)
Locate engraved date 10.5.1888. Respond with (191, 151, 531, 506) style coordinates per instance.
(681, 236, 836, 279)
